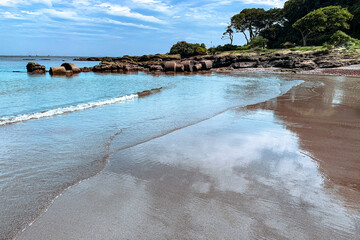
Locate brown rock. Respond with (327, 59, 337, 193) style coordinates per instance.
(232, 62, 258, 68)
(49, 66, 67, 75)
(61, 63, 81, 73)
(150, 65, 163, 71)
(164, 61, 176, 72)
(26, 62, 46, 74)
(294, 60, 317, 70)
(182, 60, 194, 72)
(316, 60, 343, 68)
(193, 63, 203, 71)
(200, 60, 213, 70)
(176, 63, 184, 72)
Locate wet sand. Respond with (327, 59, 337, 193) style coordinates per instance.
(17, 74, 360, 239)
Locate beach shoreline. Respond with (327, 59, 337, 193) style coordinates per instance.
(16, 73, 360, 240)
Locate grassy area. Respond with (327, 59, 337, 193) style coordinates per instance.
(289, 46, 327, 51)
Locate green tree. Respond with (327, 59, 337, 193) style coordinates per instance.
(221, 25, 234, 45)
(293, 6, 353, 46)
(231, 8, 267, 44)
(169, 41, 207, 57)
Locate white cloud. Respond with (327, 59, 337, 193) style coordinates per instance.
(243, 0, 285, 8)
(0, 0, 54, 7)
(98, 2, 165, 24)
(103, 18, 159, 29)
(0, 11, 24, 19)
(131, 0, 172, 14)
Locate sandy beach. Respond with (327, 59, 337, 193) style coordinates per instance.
(15, 74, 360, 240)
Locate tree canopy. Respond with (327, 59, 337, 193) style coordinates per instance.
(170, 41, 207, 57)
(293, 6, 353, 46)
(226, 0, 359, 48)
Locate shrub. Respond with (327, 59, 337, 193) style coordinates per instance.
(248, 36, 269, 49)
(329, 30, 358, 46)
(282, 42, 296, 48)
(170, 41, 207, 57)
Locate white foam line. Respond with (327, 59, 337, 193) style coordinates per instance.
(0, 93, 138, 126)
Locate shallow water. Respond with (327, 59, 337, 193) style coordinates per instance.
(0, 57, 302, 239)
(17, 76, 360, 240)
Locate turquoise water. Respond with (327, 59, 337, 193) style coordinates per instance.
(0, 56, 302, 239)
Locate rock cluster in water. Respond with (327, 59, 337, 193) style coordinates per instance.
(49, 63, 81, 76)
(26, 62, 46, 74)
(27, 50, 360, 75)
(88, 50, 360, 73)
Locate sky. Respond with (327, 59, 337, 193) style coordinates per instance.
(0, 0, 286, 56)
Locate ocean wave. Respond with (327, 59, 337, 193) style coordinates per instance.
(0, 93, 139, 126)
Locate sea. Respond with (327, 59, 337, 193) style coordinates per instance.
(0, 56, 303, 239)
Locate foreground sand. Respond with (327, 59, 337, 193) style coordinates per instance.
(17, 74, 360, 239)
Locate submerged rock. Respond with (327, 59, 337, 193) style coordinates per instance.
(26, 62, 46, 74)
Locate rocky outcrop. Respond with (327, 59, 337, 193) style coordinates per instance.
(26, 62, 46, 74)
(315, 60, 343, 68)
(193, 63, 203, 71)
(49, 67, 67, 75)
(80, 49, 360, 74)
(232, 62, 258, 68)
(80, 67, 93, 72)
(74, 54, 181, 63)
(149, 65, 163, 72)
(200, 60, 213, 70)
(294, 60, 317, 70)
(182, 60, 194, 72)
(164, 61, 177, 72)
(61, 63, 80, 73)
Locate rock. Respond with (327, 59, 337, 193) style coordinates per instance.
(269, 59, 294, 68)
(26, 62, 46, 74)
(80, 67, 92, 72)
(294, 60, 317, 70)
(231, 62, 258, 68)
(149, 65, 163, 71)
(176, 63, 185, 72)
(316, 60, 343, 68)
(213, 56, 234, 68)
(200, 60, 213, 70)
(61, 63, 81, 73)
(164, 61, 176, 72)
(193, 63, 203, 71)
(137, 90, 152, 97)
(182, 60, 194, 72)
(49, 66, 67, 75)
(93, 63, 112, 72)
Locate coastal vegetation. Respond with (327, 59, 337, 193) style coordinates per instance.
(205, 0, 360, 54)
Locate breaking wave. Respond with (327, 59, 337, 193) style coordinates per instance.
(0, 93, 139, 126)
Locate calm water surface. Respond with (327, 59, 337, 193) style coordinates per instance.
(1, 57, 359, 239)
(0, 56, 300, 239)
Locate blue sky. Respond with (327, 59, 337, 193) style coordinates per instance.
(0, 0, 285, 56)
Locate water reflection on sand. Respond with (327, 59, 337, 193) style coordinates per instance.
(18, 75, 360, 240)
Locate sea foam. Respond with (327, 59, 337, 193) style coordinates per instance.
(0, 93, 138, 126)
